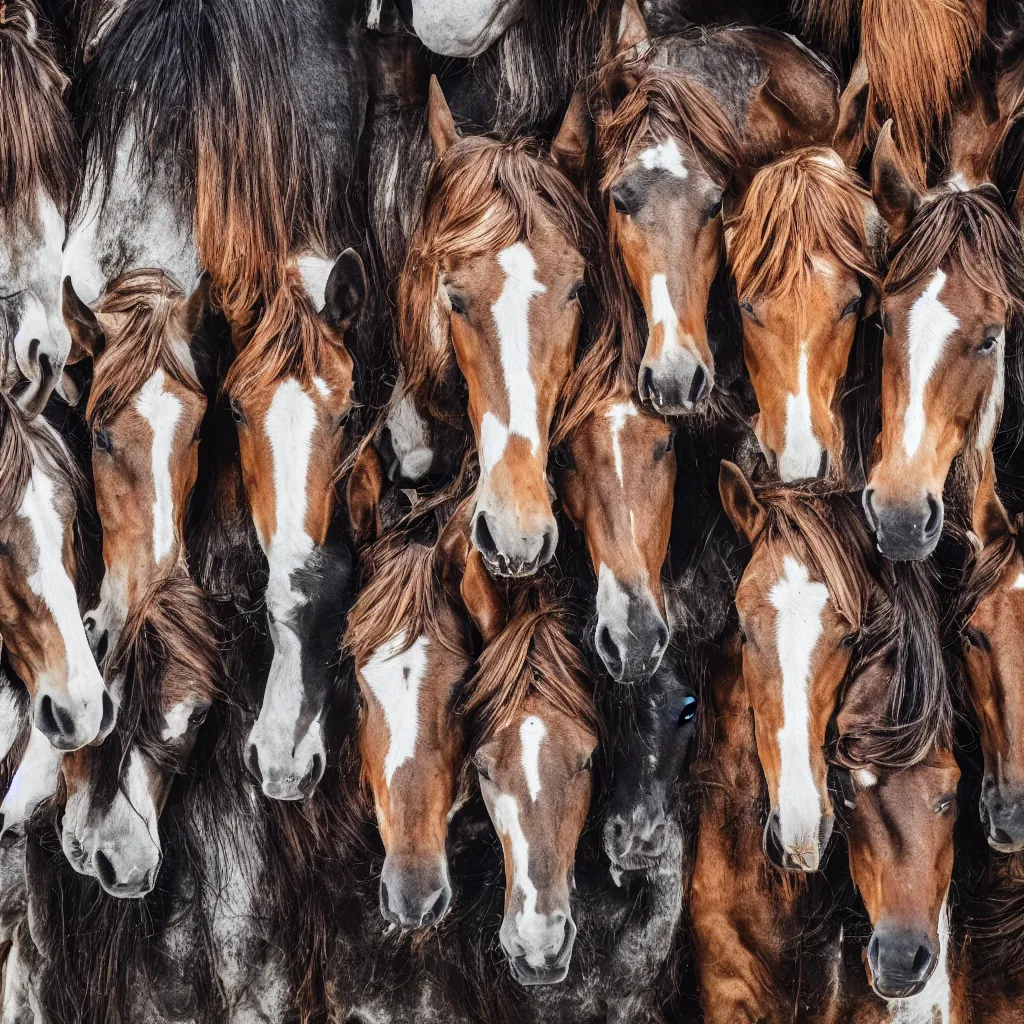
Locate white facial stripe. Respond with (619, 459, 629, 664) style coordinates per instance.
(0, 728, 61, 836)
(295, 255, 334, 310)
(854, 768, 878, 788)
(779, 346, 823, 482)
(480, 410, 510, 474)
(386, 392, 435, 482)
(360, 631, 431, 787)
(605, 402, 638, 486)
(596, 562, 631, 638)
(161, 700, 194, 742)
(976, 329, 1005, 453)
(639, 138, 688, 179)
(768, 555, 829, 849)
(489, 243, 546, 457)
(19, 465, 101, 698)
(1013, 572, 1024, 590)
(650, 274, 686, 353)
(903, 270, 960, 459)
(492, 792, 548, 966)
(133, 369, 184, 564)
(519, 716, 547, 802)
(262, 378, 317, 611)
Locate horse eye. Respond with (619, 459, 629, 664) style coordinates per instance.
(841, 296, 862, 319)
(93, 428, 112, 453)
(337, 409, 351, 430)
(568, 280, 585, 303)
(581, 755, 593, 773)
(611, 188, 631, 215)
(189, 702, 211, 725)
(678, 696, 697, 725)
(448, 292, 467, 317)
(665, 431, 675, 454)
(739, 629, 747, 645)
(706, 195, 723, 220)
(552, 444, 576, 471)
(882, 311, 893, 336)
(473, 757, 491, 783)
(230, 400, 245, 425)
(935, 796, 954, 814)
(841, 632, 857, 648)
(978, 335, 998, 354)
(739, 301, 759, 324)
(191, 424, 202, 444)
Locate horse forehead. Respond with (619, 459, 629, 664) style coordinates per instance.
(766, 554, 831, 636)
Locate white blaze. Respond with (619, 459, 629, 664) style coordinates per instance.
(605, 402, 638, 486)
(639, 139, 688, 179)
(519, 715, 547, 802)
(779, 345, 823, 482)
(134, 369, 184, 564)
(903, 270, 960, 459)
(768, 555, 829, 851)
(650, 274, 680, 353)
(360, 631, 431, 787)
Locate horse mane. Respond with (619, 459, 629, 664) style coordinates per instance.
(464, 585, 597, 749)
(344, 535, 470, 666)
(0, 0, 74, 226)
(86, 269, 205, 428)
(727, 148, 882, 301)
(397, 133, 604, 424)
(794, 0, 860, 56)
(223, 264, 348, 406)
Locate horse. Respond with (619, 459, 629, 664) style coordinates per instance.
(0, 392, 112, 750)
(344, 448, 476, 928)
(551, 342, 676, 682)
(862, 118, 1024, 561)
(689, 633, 846, 1023)
(0, 0, 76, 417)
(58, 270, 210, 660)
(463, 583, 598, 986)
(593, 0, 839, 417)
(725, 146, 885, 484)
(396, 78, 601, 579)
(719, 462, 947, 872)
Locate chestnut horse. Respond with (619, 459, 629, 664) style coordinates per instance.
(594, 0, 838, 416)
(0, 0, 76, 415)
(726, 147, 884, 483)
(552, 342, 675, 681)
(863, 120, 1024, 560)
(397, 79, 599, 579)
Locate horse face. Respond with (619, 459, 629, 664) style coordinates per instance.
(739, 262, 862, 483)
(443, 219, 585, 578)
(602, 652, 697, 877)
(865, 269, 1006, 560)
(406, 0, 526, 57)
(357, 622, 470, 930)
(846, 752, 958, 1000)
(608, 136, 723, 415)
(0, 439, 111, 751)
(734, 546, 854, 872)
(555, 392, 674, 681)
(474, 696, 596, 985)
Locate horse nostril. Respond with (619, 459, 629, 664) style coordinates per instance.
(38, 694, 58, 738)
(94, 850, 117, 890)
(688, 364, 706, 405)
(867, 934, 880, 971)
(99, 692, 116, 735)
(299, 753, 324, 795)
(924, 495, 942, 539)
(472, 512, 499, 561)
(992, 825, 1013, 847)
(596, 625, 624, 678)
(652, 621, 669, 659)
(244, 744, 263, 785)
(912, 944, 933, 976)
(862, 488, 879, 530)
(639, 366, 655, 403)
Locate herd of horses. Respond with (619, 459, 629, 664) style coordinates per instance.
(2, 0, 1024, 1020)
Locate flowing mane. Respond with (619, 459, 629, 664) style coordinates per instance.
(397, 134, 604, 423)
(464, 586, 597, 748)
(550, 331, 631, 449)
(727, 148, 882, 301)
(0, 0, 75, 226)
(86, 269, 205, 428)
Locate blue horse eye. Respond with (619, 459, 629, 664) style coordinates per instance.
(679, 696, 697, 724)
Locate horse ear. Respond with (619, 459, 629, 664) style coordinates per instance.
(616, 0, 650, 57)
(972, 455, 1014, 548)
(427, 75, 458, 158)
(945, 74, 1005, 188)
(550, 91, 590, 188)
(871, 120, 922, 239)
(61, 277, 103, 362)
(461, 549, 507, 643)
(183, 276, 210, 338)
(347, 444, 384, 546)
(833, 54, 869, 168)
(323, 249, 367, 331)
(719, 460, 764, 543)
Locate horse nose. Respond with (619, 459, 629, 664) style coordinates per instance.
(762, 810, 830, 872)
(637, 348, 711, 415)
(981, 777, 1024, 852)
(863, 488, 943, 561)
(867, 926, 937, 999)
(379, 861, 451, 929)
(92, 846, 160, 900)
(603, 811, 668, 868)
(257, 751, 323, 802)
(595, 583, 669, 682)
(34, 687, 103, 751)
(471, 509, 556, 578)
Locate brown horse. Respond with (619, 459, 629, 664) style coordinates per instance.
(61, 270, 208, 659)
(464, 585, 597, 986)
(345, 450, 475, 929)
(863, 120, 1024, 561)
(226, 252, 366, 800)
(0, 393, 112, 750)
(552, 343, 675, 681)
(397, 78, 596, 578)
(594, 0, 838, 416)
(60, 574, 218, 897)
(726, 147, 884, 482)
